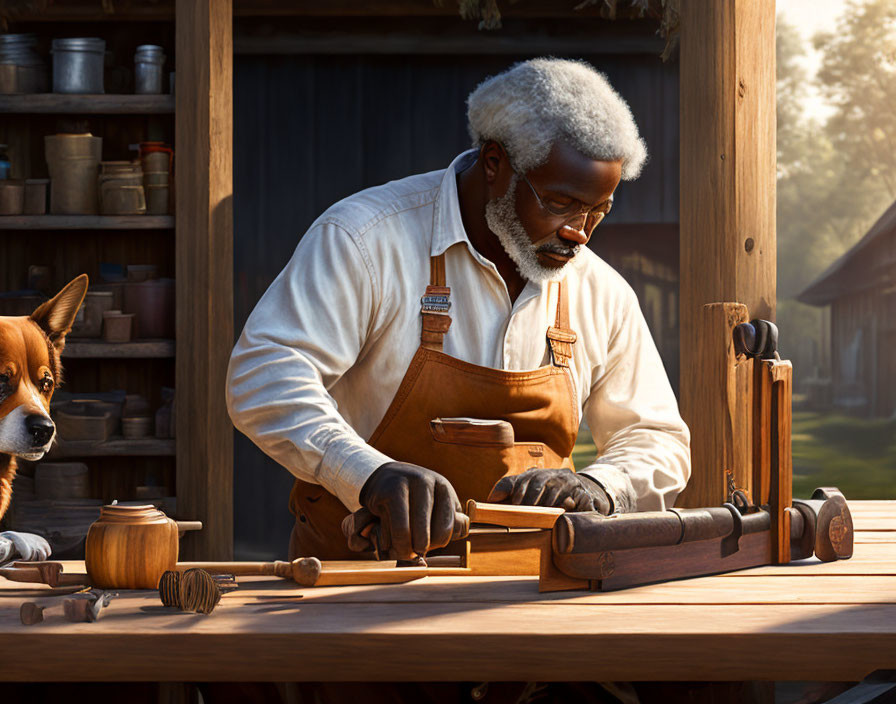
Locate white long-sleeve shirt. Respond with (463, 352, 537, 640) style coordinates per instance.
(226, 150, 691, 514)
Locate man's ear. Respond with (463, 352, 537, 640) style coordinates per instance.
(30, 274, 89, 351)
(480, 140, 508, 184)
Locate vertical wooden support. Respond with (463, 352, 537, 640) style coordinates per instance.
(752, 362, 772, 508)
(675, 303, 752, 508)
(767, 360, 793, 563)
(176, 0, 234, 560)
(679, 0, 776, 508)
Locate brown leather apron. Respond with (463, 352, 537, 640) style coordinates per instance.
(288, 252, 580, 560)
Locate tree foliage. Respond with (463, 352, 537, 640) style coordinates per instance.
(776, 2, 896, 374)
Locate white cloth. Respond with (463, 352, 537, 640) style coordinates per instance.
(226, 150, 691, 514)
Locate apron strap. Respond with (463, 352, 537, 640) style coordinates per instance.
(546, 279, 577, 368)
(421, 254, 452, 351)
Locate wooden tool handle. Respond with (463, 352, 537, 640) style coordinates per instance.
(175, 520, 203, 532)
(0, 566, 44, 584)
(10, 561, 88, 588)
(177, 561, 282, 576)
(176, 558, 324, 586)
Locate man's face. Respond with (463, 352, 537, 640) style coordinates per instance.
(485, 140, 623, 282)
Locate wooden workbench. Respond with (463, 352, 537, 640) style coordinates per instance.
(0, 500, 893, 683)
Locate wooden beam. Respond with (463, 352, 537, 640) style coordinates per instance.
(233, 31, 664, 56)
(176, 0, 234, 560)
(675, 303, 753, 508)
(678, 0, 776, 508)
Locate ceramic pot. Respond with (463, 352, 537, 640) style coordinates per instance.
(85, 504, 178, 589)
(102, 310, 134, 343)
(123, 278, 174, 338)
(0, 180, 24, 215)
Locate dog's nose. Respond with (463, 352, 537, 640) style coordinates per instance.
(26, 415, 55, 447)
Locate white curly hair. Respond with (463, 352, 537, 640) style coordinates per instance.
(466, 58, 648, 181)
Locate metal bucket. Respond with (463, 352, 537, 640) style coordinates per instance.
(51, 37, 105, 94)
(45, 133, 102, 214)
(134, 44, 165, 94)
(0, 33, 49, 94)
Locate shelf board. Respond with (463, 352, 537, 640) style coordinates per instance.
(48, 436, 175, 458)
(64, 339, 175, 359)
(0, 94, 175, 114)
(0, 215, 174, 230)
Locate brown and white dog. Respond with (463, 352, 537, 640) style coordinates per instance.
(0, 275, 87, 563)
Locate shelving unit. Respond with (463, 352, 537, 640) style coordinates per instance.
(48, 436, 176, 458)
(0, 215, 174, 229)
(1, 1, 233, 561)
(63, 339, 175, 358)
(0, 93, 175, 114)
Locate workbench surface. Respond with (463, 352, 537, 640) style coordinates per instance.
(0, 500, 893, 682)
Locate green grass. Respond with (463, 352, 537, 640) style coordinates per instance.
(571, 412, 896, 501)
(791, 411, 896, 500)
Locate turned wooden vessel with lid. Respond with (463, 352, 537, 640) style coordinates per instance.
(85, 504, 178, 589)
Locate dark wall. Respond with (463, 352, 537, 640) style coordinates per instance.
(232, 51, 679, 559)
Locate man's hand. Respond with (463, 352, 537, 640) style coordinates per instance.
(350, 462, 462, 560)
(487, 468, 612, 514)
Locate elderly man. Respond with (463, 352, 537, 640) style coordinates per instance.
(226, 58, 690, 563)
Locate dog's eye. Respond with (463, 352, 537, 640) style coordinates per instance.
(0, 373, 8, 385)
(38, 377, 53, 394)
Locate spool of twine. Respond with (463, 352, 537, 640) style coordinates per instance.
(158, 570, 180, 607)
(158, 568, 222, 614)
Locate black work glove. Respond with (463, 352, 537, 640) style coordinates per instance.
(346, 461, 463, 560)
(487, 468, 612, 514)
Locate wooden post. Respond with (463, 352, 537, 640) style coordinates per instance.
(678, 0, 776, 508)
(675, 303, 753, 508)
(175, 0, 234, 559)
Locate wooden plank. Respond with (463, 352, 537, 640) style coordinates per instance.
(232, 0, 655, 18)
(0, 595, 893, 682)
(854, 519, 896, 531)
(234, 33, 665, 56)
(47, 436, 175, 458)
(3, 570, 895, 607)
(0, 216, 174, 230)
(717, 542, 896, 575)
(679, 0, 776, 509)
(849, 502, 896, 522)
(279, 575, 896, 606)
(856, 532, 896, 543)
(675, 303, 751, 507)
(63, 340, 175, 359)
(176, 0, 234, 560)
(5, 0, 644, 21)
(0, 94, 174, 114)
(466, 501, 563, 529)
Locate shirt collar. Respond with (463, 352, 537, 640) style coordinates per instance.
(431, 149, 479, 257)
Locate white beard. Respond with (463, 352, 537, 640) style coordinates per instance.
(484, 174, 576, 283)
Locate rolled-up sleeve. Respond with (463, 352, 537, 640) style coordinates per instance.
(225, 221, 393, 511)
(579, 288, 691, 513)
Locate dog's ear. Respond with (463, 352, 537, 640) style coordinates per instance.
(30, 274, 89, 351)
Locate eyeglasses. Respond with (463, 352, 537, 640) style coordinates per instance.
(518, 171, 613, 229)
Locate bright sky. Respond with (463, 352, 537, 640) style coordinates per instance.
(778, 0, 846, 122)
